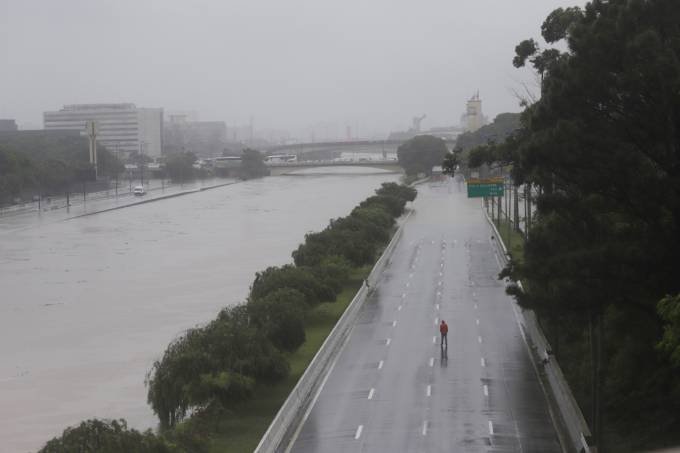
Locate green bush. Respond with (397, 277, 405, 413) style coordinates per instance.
(250, 265, 336, 306)
(248, 288, 307, 352)
(146, 306, 288, 429)
(39, 419, 177, 453)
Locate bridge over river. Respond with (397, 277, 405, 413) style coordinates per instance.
(266, 159, 402, 176)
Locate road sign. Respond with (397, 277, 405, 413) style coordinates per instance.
(467, 177, 504, 198)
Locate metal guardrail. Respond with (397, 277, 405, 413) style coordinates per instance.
(254, 212, 411, 453)
(484, 209, 596, 453)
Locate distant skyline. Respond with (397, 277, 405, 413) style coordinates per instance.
(1, 0, 587, 140)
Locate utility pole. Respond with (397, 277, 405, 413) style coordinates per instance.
(86, 120, 98, 180)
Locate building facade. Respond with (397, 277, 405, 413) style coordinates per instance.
(464, 92, 486, 132)
(43, 103, 163, 158)
(0, 119, 18, 131)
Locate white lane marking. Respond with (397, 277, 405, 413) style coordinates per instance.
(476, 319, 480, 326)
(426, 385, 432, 397)
(440, 263, 444, 268)
(386, 338, 391, 346)
(368, 388, 375, 400)
(436, 304, 440, 310)
(429, 357, 434, 367)
(483, 385, 489, 397)
(434, 317, 439, 325)
(422, 420, 429, 436)
(432, 336, 437, 344)
(406, 282, 410, 287)
(478, 336, 483, 344)
(438, 281, 442, 286)
(481, 358, 486, 367)
(402, 293, 406, 298)
(409, 273, 414, 278)
(488, 420, 494, 435)
(473, 292, 476, 297)
(378, 360, 384, 370)
(436, 291, 441, 297)
(392, 320, 397, 327)
(495, 254, 502, 270)
(355, 425, 364, 440)
(439, 272, 443, 276)
(474, 303, 478, 309)
(398, 305, 402, 311)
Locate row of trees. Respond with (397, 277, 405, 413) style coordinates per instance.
(40, 182, 417, 451)
(0, 138, 122, 204)
(461, 1, 680, 449)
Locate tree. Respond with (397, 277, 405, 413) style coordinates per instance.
(248, 288, 307, 352)
(165, 152, 196, 182)
(397, 135, 448, 176)
(250, 265, 336, 306)
(506, 0, 680, 447)
(240, 148, 269, 179)
(39, 419, 177, 453)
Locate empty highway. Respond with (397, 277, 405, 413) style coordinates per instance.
(290, 178, 562, 453)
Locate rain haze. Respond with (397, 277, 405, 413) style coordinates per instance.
(2, 0, 586, 138)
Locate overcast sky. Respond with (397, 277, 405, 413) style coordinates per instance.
(1, 0, 586, 139)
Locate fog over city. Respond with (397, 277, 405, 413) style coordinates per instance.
(2, 0, 585, 139)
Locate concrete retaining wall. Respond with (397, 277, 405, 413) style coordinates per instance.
(484, 209, 597, 453)
(254, 211, 411, 453)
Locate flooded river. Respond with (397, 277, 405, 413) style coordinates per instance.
(0, 168, 398, 452)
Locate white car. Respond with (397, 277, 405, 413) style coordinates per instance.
(133, 185, 146, 196)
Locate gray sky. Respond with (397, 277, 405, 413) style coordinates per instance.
(1, 0, 586, 140)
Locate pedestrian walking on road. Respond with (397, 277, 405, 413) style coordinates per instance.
(440, 320, 448, 349)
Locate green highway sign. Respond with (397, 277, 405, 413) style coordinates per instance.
(467, 178, 504, 198)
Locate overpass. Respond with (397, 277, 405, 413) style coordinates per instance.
(264, 138, 457, 159)
(265, 159, 403, 176)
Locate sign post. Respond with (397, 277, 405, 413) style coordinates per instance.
(466, 177, 504, 198)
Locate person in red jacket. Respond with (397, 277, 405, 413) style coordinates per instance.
(440, 320, 449, 348)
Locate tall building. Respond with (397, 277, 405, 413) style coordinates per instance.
(463, 92, 486, 132)
(43, 103, 163, 158)
(0, 119, 18, 131)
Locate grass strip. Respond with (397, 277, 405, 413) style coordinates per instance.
(205, 267, 370, 452)
(493, 217, 525, 264)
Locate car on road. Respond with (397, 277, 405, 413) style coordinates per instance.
(133, 185, 146, 196)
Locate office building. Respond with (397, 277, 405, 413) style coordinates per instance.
(43, 103, 163, 158)
(0, 119, 18, 131)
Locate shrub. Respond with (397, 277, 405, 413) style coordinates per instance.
(248, 288, 307, 352)
(39, 419, 177, 453)
(250, 265, 335, 305)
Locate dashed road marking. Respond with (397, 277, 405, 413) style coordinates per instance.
(398, 305, 402, 311)
(355, 425, 363, 440)
(478, 336, 483, 344)
(368, 388, 375, 400)
(429, 357, 434, 367)
(386, 338, 391, 346)
(432, 336, 437, 344)
(434, 317, 439, 325)
(426, 385, 432, 397)
(483, 385, 489, 397)
(476, 319, 480, 326)
(392, 320, 397, 327)
(488, 421, 494, 435)
(474, 303, 478, 309)
(422, 420, 429, 436)
(406, 282, 410, 288)
(481, 358, 486, 367)
(409, 273, 413, 278)
(436, 304, 440, 310)
(378, 360, 384, 370)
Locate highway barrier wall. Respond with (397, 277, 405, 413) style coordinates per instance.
(254, 211, 412, 453)
(484, 209, 597, 453)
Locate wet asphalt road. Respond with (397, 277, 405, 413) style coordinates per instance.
(290, 178, 561, 453)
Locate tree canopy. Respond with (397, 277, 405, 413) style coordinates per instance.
(499, 0, 680, 448)
(397, 135, 448, 176)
